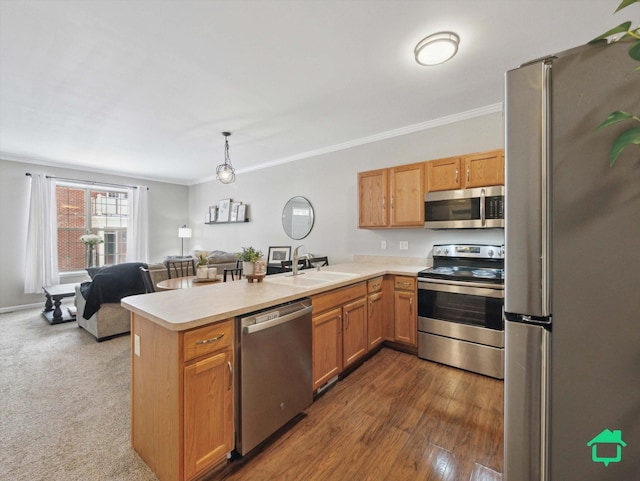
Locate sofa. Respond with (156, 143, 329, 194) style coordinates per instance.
(192, 250, 239, 272)
(75, 262, 166, 341)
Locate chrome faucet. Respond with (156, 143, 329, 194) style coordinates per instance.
(292, 244, 304, 276)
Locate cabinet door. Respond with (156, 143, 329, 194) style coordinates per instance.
(342, 298, 368, 368)
(184, 349, 234, 481)
(389, 163, 424, 227)
(312, 307, 343, 391)
(426, 157, 462, 192)
(367, 291, 384, 350)
(358, 169, 388, 227)
(463, 150, 504, 188)
(394, 290, 417, 347)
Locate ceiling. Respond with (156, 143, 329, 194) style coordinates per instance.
(0, 0, 623, 185)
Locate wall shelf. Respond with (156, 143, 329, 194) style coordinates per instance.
(205, 219, 249, 225)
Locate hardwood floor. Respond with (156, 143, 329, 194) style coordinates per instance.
(210, 348, 503, 481)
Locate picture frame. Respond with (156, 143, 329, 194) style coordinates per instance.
(230, 201, 242, 222)
(217, 198, 231, 222)
(267, 246, 291, 265)
(236, 204, 246, 222)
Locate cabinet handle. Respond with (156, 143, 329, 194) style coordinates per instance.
(382, 197, 386, 209)
(466, 166, 470, 182)
(195, 333, 225, 345)
(455, 168, 458, 183)
(345, 311, 350, 330)
(338, 314, 342, 334)
(369, 299, 373, 317)
(227, 361, 233, 391)
(390, 196, 394, 209)
(409, 297, 413, 314)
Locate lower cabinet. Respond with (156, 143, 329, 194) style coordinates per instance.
(312, 282, 367, 391)
(367, 276, 384, 350)
(393, 276, 417, 347)
(131, 314, 234, 481)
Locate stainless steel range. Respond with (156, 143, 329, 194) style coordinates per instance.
(417, 244, 504, 379)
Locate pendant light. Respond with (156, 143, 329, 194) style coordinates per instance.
(216, 131, 236, 184)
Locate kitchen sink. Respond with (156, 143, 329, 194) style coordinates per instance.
(264, 270, 358, 288)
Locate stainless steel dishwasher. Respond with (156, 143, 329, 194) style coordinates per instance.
(235, 298, 313, 455)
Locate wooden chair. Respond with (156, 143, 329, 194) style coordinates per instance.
(307, 256, 329, 268)
(166, 258, 196, 278)
(139, 267, 155, 293)
(223, 260, 243, 282)
(280, 259, 310, 272)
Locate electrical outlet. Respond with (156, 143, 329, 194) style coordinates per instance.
(399, 241, 409, 250)
(381, 240, 387, 249)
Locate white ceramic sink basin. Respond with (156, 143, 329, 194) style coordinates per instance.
(264, 270, 358, 288)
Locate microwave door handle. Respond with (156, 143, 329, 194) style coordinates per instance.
(480, 188, 486, 226)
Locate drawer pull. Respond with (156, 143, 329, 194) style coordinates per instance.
(195, 333, 225, 345)
(398, 281, 412, 287)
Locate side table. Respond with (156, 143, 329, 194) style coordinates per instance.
(43, 284, 77, 324)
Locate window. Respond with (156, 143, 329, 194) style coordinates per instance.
(56, 183, 129, 272)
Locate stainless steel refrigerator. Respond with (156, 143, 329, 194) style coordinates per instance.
(504, 41, 640, 480)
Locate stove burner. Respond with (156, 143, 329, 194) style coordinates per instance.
(472, 269, 498, 279)
(432, 267, 455, 275)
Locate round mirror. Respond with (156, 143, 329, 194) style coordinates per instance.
(282, 196, 314, 240)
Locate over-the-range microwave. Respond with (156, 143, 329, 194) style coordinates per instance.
(424, 186, 504, 229)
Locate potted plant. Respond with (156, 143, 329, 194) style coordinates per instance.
(195, 252, 209, 279)
(237, 246, 263, 276)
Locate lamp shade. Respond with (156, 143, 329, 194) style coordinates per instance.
(178, 225, 192, 238)
(414, 31, 460, 66)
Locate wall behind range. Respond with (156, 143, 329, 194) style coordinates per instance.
(189, 111, 505, 264)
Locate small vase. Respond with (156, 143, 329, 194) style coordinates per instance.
(197, 266, 209, 279)
(242, 261, 255, 276)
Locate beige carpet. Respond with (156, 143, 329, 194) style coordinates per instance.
(0, 305, 157, 481)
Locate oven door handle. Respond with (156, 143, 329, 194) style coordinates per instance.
(418, 280, 504, 299)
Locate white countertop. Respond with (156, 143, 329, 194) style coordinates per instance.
(121, 262, 423, 331)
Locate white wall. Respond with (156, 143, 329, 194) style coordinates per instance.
(0, 158, 189, 311)
(188, 111, 505, 264)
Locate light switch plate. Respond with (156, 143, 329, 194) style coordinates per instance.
(381, 240, 387, 249)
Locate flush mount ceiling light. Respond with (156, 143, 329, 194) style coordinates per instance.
(216, 131, 236, 184)
(414, 31, 460, 66)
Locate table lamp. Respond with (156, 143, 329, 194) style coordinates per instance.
(178, 225, 192, 257)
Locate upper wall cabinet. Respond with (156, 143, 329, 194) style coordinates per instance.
(358, 149, 503, 229)
(358, 163, 424, 229)
(358, 169, 388, 228)
(425, 156, 462, 192)
(462, 149, 504, 188)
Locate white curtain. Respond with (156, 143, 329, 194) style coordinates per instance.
(126, 185, 149, 263)
(24, 173, 59, 293)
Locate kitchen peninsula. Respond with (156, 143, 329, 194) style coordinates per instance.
(122, 261, 424, 481)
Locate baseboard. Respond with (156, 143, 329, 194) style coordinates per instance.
(0, 301, 44, 314)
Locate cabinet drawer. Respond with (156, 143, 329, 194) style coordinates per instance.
(312, 282, 367, 313)
(367, 276, 383, 294)
(183, 319, 233, 362)
(394, 276, 415, 291)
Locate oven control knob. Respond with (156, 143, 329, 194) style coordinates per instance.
(444, 248, 449, 255)
(488, 249, 494, 257)
(434, 247, 441, 255)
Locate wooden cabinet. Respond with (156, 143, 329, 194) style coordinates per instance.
(367, 276, 384, 350)
(131, 315, 234, 481)
(426, 156, 462, 192)
(462, 149, 504, 188)
(312, 283, 367, 390)
(358, 169, 388, 227)
(358, 163, 424, 228)
(393, 276, 417, 347)
(342, 297, 368, 368)
(389, 162, 425, 226)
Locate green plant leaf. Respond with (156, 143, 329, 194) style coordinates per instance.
(615, 0, 640, 13)
(596, 111, 634, 130)
(629, 40, 640, 61)
(590, 21, 633, 43)
(610, 128, 640, 166)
